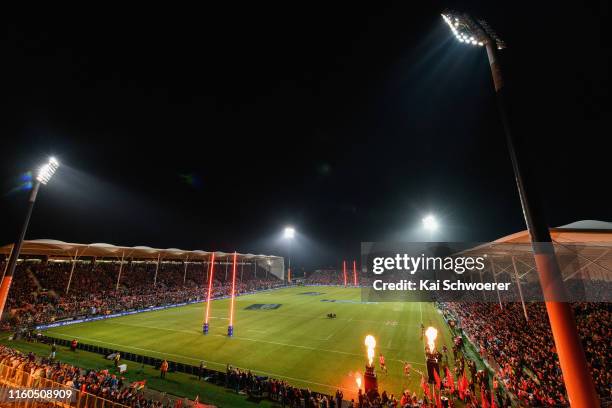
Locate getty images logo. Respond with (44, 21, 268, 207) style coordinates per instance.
(371, 253, 486, 275)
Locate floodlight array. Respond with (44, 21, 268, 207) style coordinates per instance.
(442, 10, 506, 50)
(36, 157, 60, 185)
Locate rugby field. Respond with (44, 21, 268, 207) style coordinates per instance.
(44, 286, 455, 400)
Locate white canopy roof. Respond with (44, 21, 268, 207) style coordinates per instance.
(0, 239, 282, 262)
(458, 220, 612, 283)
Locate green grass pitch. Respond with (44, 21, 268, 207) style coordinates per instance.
(44, 286, 455, 400)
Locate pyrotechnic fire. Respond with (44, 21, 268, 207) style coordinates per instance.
(364, 335, 376, 366)
(425, 326, 438, 353)
(356, 373, 362, 389)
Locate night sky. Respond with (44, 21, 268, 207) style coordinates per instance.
(1, 2, 609, 271)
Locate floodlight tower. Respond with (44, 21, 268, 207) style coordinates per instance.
(441, 10, 599, 407)
(283, 227, 295, 282)
(0, 157, 60, 320)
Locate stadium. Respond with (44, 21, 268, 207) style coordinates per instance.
(0, 223, 610, 407)
(1, 3, 609, 408)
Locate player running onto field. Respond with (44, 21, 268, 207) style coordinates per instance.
(402, 361, 412, 377)
(379, 353, 388, 374)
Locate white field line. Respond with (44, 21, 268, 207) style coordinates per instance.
(316, 333, 334, 341)
(50, 321, 424, 365)
(186, 309, 415, 328)
(247, 329, 267, 334)
(419, 302, 423, 323)
(115, 297, 418, 328)
(240, 310, 416, 328)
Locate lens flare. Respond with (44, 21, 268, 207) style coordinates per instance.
(422, 214, 438, 231)
(365, 335, 376, 365)
(283, 227, 295, 239)
(425, 326, 438, 353)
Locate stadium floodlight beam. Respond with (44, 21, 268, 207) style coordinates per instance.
(440, 10, 599, 407)
(283, 226, 295, 282)
(283, 227, 295, 239)
(422, 214, 439, 231)
(0, 157, 60, 321)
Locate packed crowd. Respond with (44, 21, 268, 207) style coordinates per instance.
(0, 344, 165, 407)
(350, 344, 509, 408)
(304, 269, 371, 286)
(2, 260, 283, 329)
(226, 365, 341, 407)
(441, 302, 611, 406)
(305, 270, 344, 285)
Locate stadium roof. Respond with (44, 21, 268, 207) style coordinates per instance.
(461, 219, 612, 255)
(493, 220, 612, 245)
(0, 239, 282, 262)
(459, 220, 612, 282)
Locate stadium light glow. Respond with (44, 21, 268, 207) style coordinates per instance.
(425, 327, 438, 353)
(353, 260, 358, 286)
(422, 214, 439, 231)
(228, 252, 237, 336)
(364, 335, 376, 366)
(441, 10, 505, 49)
(343, 260, 347, 286)
(203, 252, 215, 333)
(283, 227, 295, 239)
(283, 226, 295, 282)
(36, 157, 60, 185)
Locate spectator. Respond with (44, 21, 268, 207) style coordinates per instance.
(160, 359, 168, 379)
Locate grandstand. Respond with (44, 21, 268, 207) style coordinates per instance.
(0, 240, 284, 328)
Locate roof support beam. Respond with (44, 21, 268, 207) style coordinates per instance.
(65, 248, 82, 294)
(183, 255, 189, 285)
(153, 253, 161, 286)
(115, 251, 126, 291)
(512, 256, 528, 321)
(490, 258, 503, 310)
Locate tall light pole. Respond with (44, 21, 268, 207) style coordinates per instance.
(0, 157, 60, 320)
(283, 227, 295, 282)
(441, 10, 599, 407)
